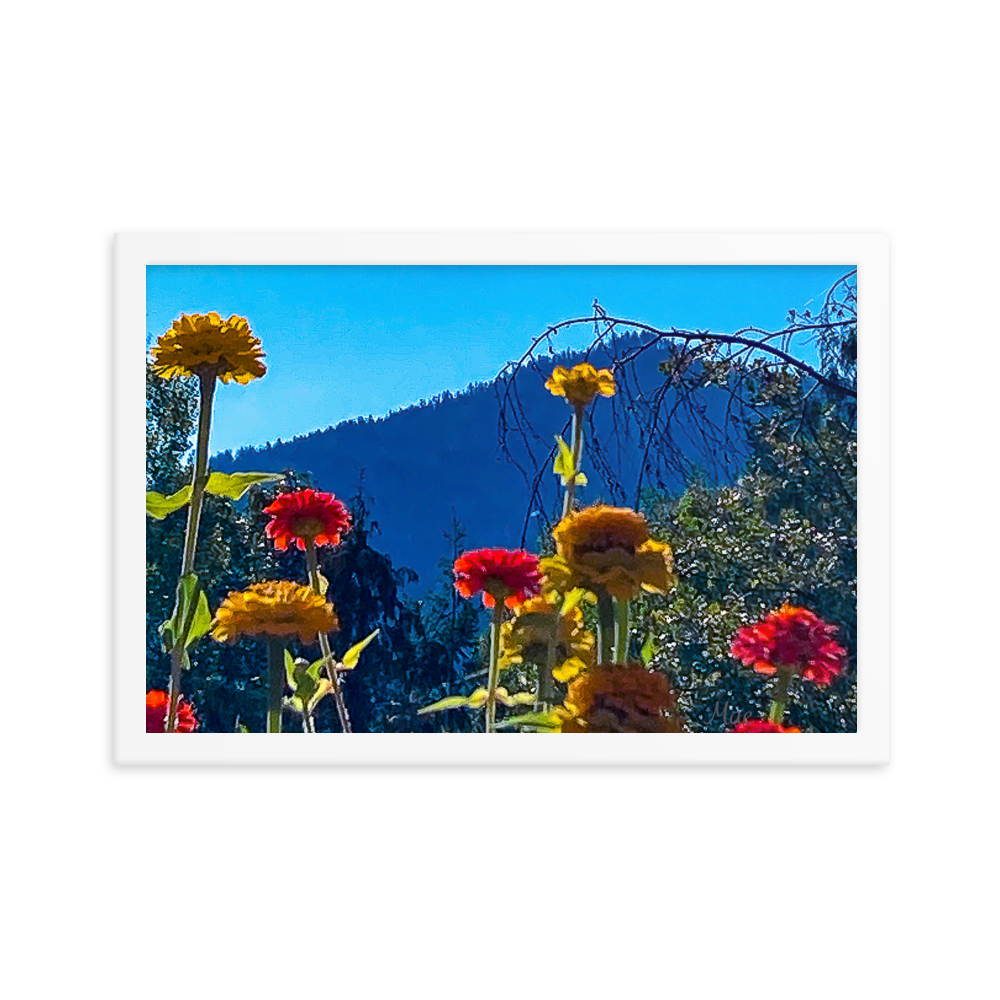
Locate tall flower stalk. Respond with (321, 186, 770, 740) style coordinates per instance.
(562, 403, 586, 518)
(166, 370, 215, 732)
(596, 589, 615, 663)
(266, 639, 286, 733)
(731, 604, 848, 729)
(150, 311, 266, 732)
(768, 669, 794, 725)
(453, 548, 542, 733)
(546, 362, 614, 519)
(263, 488, 354, 732)
(212, 579, 340, 732)
(304, 539, 351, 732)
(486, 604, 504, 733)
(613, 597, 630, 664)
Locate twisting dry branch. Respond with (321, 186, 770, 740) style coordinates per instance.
(492, 272, 858, 544)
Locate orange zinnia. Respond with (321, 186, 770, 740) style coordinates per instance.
(264, 489, 352, 551)
(560, 662, 681, 732)
(731, 605, 847, 685)
(146, 690, 198, 733)
(453, 548, 542, 609)
(542, 505, 675, 600)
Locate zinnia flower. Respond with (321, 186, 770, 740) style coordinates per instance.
(499, 595, 595, 682)
(146, 690, 198, 733)
(730, 605, 847, 685)
(264, 489, 352, 551)
(151, 312, 266, 384)
(453, 548, 542, 609)
(559, 662, 681, 732)
(542, 505, 675, 600)
(545, 363, 616, 408)
(732, 719, 801, 733)
(212, 580, 339, 645)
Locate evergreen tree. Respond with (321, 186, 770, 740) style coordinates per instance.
(638, 294, 858, 732)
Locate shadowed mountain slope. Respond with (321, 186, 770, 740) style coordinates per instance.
(213, 337, 749, 589)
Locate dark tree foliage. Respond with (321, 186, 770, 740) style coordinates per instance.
(402, 516, 488, 732)
(145, 369, 487, 733)
(636, 276, 858, 731)
(309, 480, 478, 733)
(146, 363, 196, 671)
(146, 363, 196, 491)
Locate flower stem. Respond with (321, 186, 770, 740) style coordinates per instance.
(562, 404, 586, 519)
(266, 639, 285, 733)
(537, 631, 557, 710)
(167, 370, 216, 733)
(596, 590, 614, 663)
(613, 597, 630, 664)
(768, 669, 793, 725)
(305, 539, 352, 733)
(486, 603, 504, 733)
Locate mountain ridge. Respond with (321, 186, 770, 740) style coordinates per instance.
(212, 336, 748, 588)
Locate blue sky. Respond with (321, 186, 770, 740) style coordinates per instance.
(146, 264, 852, 455)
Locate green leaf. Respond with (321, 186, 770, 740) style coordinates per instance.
(497, 691, 536, 707)
(204, 471, 284, 501)
(160, 572, 209, 654)
(185, 588, 212, 649)
(284, 653, 332, 713)
(315, 570, 330, 596)
(340, 629, 379, 669)
(497, 710, 562, 731)
(146, 486, 192, 519)
(561, 587, 587, 615)
(553, 435, 587, 487)
(418, 686, 537, 715)
(640, 632, 657, 666)
(417, 694, 478, 716)
(284, 650, 298, 688)
(552, 435, 576, 485)
(146, 472, 281, 517)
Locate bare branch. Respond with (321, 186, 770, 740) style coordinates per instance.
(493, 277, 857, 532)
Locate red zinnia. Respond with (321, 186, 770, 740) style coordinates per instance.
(146, 690, 198, 733)
(730, 605, 847, 685)
(453, 548, 542, 609)
(733, 719, 801, 733)
(263, 489, 352, 551)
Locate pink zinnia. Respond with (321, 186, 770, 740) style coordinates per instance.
(731, 605, 847, 685)
(264, 489, 352, 551)
(732, 719, 801, 733)
(146, 690, 198, 733)
(453, 548, 542, 609)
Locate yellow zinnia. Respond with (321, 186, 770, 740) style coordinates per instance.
(545, 363, 615, 408)
(499, 595, 595, 683)
(541, 505, 675, 600)
(212, 580, 338, 645)
(151, 312, 266, 384)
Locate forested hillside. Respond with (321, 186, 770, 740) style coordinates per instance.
(213, 335, 748, 588)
